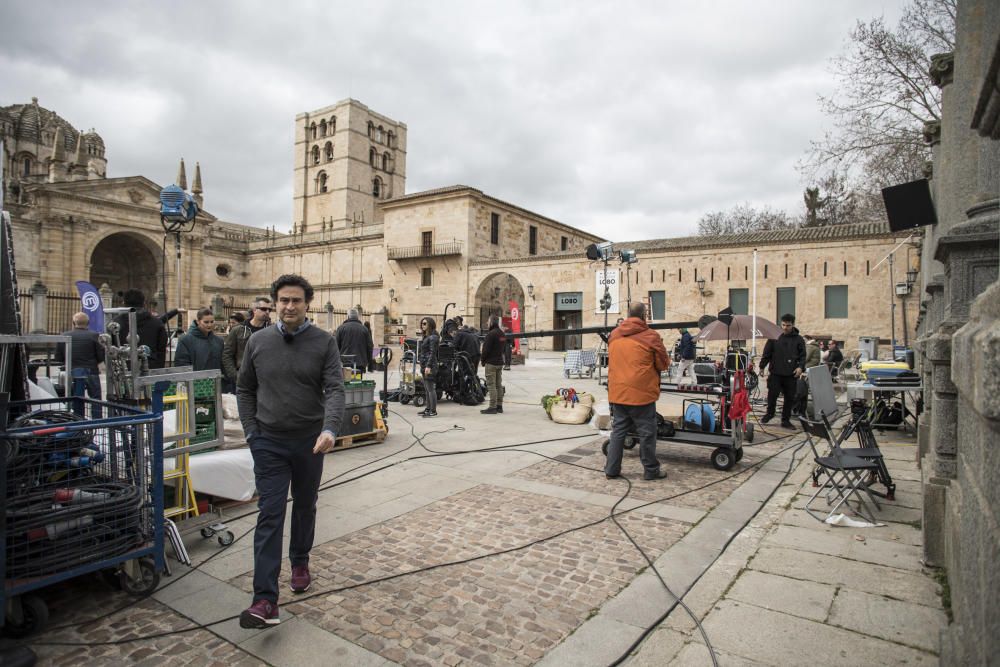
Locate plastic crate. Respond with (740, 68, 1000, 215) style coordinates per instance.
(345, 380, 376, 407)
(164, 379, 216, 400)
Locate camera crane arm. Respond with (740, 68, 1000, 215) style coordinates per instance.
(513, 320, 699, 344)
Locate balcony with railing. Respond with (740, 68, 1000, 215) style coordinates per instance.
(387, 241, 463, 260)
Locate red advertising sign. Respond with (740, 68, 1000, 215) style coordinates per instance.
(508, 300, 522, 354)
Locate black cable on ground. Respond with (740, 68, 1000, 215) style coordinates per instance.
(28, 421, 805, 648)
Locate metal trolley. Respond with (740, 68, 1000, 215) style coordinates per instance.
(602, 376, 754, 471)
(1, 393, 165, 637)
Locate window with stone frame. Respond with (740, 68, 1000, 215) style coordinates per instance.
(421, 267, 433, 287)
(312, 145, 320, 164)
(490, 213, 500, 244)
(310, 122, 317, 139)
(317, 171, 328, 193)
(372, 177, 382, 198)
(324, 142, 333, 161)
(529, 226, 538, 255)
(561, 236, 568, 251)
(320, 119, 327, 136)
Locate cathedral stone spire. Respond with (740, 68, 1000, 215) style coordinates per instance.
(72, 131, 88, 180)
(192, 162, 203, 207)
(176, 158, 188, 190)
(51, 126, 66, 162)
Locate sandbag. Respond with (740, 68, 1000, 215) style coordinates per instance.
(550, 401, 592, 425)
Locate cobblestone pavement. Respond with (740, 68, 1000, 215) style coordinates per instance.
(4, 354, 815, 665)
(13, 577, 262, 666)
(231, 485, 688, 666)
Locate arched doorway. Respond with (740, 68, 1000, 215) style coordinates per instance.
(89, 233, 160, 305)
(473, 273, 528, 331)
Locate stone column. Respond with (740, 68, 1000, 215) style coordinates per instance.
(29, 280, 47, 334)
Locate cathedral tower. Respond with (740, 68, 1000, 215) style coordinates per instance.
(292, 99, 406, 233)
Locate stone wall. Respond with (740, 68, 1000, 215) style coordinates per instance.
(916, 1, 1000, 663)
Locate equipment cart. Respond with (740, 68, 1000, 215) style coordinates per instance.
(602, 374, 754, 471)
(1, 388, 166, 637)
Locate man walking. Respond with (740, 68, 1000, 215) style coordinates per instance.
(480, 315, 506, 414)
(56, 312, 105, 399)
(223, 297, 271, 392)
(759, 313, 806, 429)
(677, 327, 696, 384)
(237, 274, 345, 629)
(335, 308, 373, 378)
(605, 303, 670, 481)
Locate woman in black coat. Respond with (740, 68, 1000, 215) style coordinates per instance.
(417, 317, 440, 417)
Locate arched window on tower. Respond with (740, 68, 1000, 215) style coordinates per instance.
(387, 131, 395, 148)
(317, 171, 328, 193)
(369, 147, 377, 167)
(329, 116, 336, 134)
(319, 119, 327, 137)
(312, 145, 320, 165)
(367, 121, 375, 140)
(377, 125, 384, 143)
(381, 152, 389, 171)
(372, 177, 382, 198)
(310, 122, 317, 139)
(324, 141, 333, 161)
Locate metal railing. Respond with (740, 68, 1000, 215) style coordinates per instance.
(386, 241, 463, 260)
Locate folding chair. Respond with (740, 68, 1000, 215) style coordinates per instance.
(799, 414, 882, 524)
(823, 408, 896, 500)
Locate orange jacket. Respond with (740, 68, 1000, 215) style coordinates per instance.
(607, 317, 669, 405)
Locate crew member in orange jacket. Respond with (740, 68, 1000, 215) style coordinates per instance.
(605, 302, 671, 480)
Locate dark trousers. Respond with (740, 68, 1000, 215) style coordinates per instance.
(766, 373, 798, 422)
(249, 432, 325, 604)
(605, 402, 660, 477)
(424, 376, 437, 413)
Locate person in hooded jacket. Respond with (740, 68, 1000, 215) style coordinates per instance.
(605, 302, 670, 481)
(115, 289, 168, 369)
(759, 313, 806, 429)
(335, 309, 374, 377)
(175, 308, 224, 372)
(677, 327, 696, 383)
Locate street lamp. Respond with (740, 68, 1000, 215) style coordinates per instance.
(696, 278, 707, 315)
(526, 283, 534, 300)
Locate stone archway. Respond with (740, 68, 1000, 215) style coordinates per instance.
(473, 272, 527, 331)
(89, 232, 160, 304)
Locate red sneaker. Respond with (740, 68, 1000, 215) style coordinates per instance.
(239, 599, 279, 628)
(290, 564, 312, 593)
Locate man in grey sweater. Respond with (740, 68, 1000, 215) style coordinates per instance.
(237, 274, 345, 629)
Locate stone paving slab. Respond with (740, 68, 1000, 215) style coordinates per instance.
(749, 545, 941, 608)
(763, 523, 925, 572)
(779, 507, 924, 547)
(237, 616, 391, 666)
(828, 589, 948, 654)
(726, 569, 837, 622)
(535, 616, 644, 667)
(700, 600, 937, 665)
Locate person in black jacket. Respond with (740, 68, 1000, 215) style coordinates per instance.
(175, 308, 224, 373)
(480, 316, 506, 414)
(453, 324, 481, 373)
(759, 313, 806, 429)
(335, 309, 373, 378)
(116, 289, 169, 369)
(417, 317, 440, 417)
(56, 312, 105, 399)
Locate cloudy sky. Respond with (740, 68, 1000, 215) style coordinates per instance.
(1, 1, 907, 241)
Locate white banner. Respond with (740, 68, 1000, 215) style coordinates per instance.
(595, 268, 620, 314)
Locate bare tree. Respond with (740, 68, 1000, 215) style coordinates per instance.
(801, 0, 956, 198)
(697, 203, 796, 236)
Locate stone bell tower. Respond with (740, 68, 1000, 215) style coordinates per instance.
(292, 99, 406, 234)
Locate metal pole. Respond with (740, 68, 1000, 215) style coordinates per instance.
(889, 252, 896, 352)
(175, 232, 182, 315)
(901, 293, 909, 347)
(751, 248, 758, 359)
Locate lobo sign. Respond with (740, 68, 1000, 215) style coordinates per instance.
(595, 268, 620, 314)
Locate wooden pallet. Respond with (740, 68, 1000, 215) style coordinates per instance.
(333, 428, 387, 450)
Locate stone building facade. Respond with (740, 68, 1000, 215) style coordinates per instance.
(4, 97, 918, 356)
(914, 1, 1000, 663)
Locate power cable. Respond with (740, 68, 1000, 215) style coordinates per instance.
(29, 418, 805, 649)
